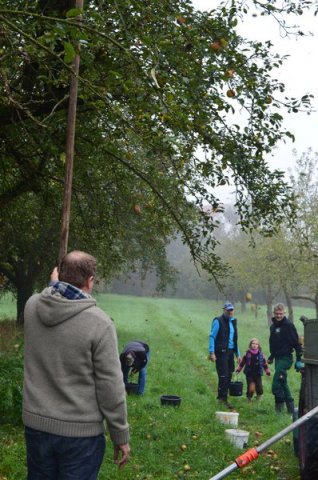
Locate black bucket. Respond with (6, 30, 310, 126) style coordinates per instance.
(229, 381, 243, 397)
(126, 382, 138, 395)
(160, 395, 181, 407)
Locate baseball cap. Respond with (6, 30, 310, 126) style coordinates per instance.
(223, 302, 234, 311)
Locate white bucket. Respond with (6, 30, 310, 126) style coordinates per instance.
(215, 411, 239, 426)
(225, 429, 249, 449)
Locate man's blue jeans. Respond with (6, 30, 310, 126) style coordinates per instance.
(25, 427, 105, 480)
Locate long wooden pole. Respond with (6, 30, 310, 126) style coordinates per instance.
(59, 0, 84, 264)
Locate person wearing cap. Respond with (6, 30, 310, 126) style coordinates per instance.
(208, 302, 241, 409)
(120, 341, 150, 395)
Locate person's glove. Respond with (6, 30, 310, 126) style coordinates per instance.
(295, 360, 304, 372)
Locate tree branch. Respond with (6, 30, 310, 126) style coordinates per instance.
(291, 295, 315, 303)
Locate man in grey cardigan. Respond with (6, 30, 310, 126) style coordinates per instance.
(23, 251, 130, 479)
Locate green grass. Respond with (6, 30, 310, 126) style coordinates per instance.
(1, 294, 314, 479)
(0, 293, 16, 321)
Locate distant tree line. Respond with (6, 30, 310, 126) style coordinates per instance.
(109, 150, 318, 324)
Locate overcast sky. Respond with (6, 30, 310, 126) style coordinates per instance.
(192, 0, 318, 187)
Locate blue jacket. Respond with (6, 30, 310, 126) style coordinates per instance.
(209, 314, 240, 356)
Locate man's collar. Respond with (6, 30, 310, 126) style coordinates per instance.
(51, 281, 91, 300)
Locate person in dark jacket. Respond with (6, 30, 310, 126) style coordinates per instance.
(268, 303, 303, 413)
(208, 302, 241, 409)
(120, 341, 150, 395)
(236, 338, 270, 402)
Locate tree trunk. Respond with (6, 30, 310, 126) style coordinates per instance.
(266, 284, 274, 326)
(284, 290, 294, 323)
(291, 294, 318, 318)
(16, 282, 35, 326)
(241, 297, 246, 313)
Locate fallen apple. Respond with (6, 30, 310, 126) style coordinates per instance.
(180, 444, 187, 451)
(133, 204, 141, 214)
(270, 465, 280, 472)
(183, 464, 191, 471)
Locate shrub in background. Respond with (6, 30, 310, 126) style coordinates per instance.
(0, 351, 23, 425)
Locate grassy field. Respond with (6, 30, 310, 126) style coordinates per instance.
(0, 294, 16, 321)
(0, 294, 314, 480)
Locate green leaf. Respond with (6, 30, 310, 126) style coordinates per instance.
(63, 42, 76, 63)
(66, 8, 82, 18)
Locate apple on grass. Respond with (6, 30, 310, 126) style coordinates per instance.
(226, 89, 236, 98)
(132, 204, 141, 214)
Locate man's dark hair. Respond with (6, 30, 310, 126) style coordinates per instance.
(59, 251, 97, 289)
